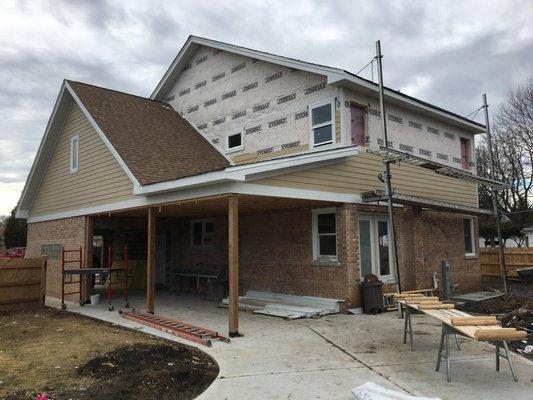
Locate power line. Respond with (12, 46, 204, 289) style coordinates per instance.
(354, 57, 377, 79)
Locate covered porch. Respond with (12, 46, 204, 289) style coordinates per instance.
(85, 193, 344, 337)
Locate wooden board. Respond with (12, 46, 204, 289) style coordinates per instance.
(451, 316, 498, 326)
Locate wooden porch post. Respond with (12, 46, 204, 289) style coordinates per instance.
(228, 194, 241, 337)
(83, 215, 94, 303)
(147, 207, 156, 313)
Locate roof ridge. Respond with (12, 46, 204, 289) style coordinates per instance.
(66, 79, 170, 107)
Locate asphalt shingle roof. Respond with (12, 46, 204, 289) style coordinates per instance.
(68, 80, 230, 186)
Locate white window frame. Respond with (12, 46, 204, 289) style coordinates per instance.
(190, 219, 214, 249)
(309, 98, 336, 148)
(70, 134, 79, 174)
(225, 130, 244, 154)
(358, 215, 395, 282)
(311, 208, 338, 262)
(464, 217, 476, 257)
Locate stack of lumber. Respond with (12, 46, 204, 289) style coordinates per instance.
(220, 291, 344, 319)
(395, 293, 527, 341)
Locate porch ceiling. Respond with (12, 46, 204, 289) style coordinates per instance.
(100, 194, 338, 219)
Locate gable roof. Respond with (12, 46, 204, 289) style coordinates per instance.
(67, 81, 230, 185)
(151, 35, 485, 133)
(16, 80, 230, 218)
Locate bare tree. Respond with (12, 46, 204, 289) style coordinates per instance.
(476, 74, 533, 246)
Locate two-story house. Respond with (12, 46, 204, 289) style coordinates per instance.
(17, 36, 492, 335)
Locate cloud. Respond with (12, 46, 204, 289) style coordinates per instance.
(0, 0, 532, 215)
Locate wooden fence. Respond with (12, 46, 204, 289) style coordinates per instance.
(480, 247, 533, 278)
(0, 257, 47, 312)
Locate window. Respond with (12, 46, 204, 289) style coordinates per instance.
(464, 218, 475, 256)
(226, 131, 244, 153)
(309, 99, 335, 147)
(358, 215, 394, 280)
(312, 209, 337, 261)
(41, 244, 61, 261)
(70, 135, 79, 173)
(191, 219, 214, 248)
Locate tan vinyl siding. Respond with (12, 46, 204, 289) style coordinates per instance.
(255, 151, 479, 207)
(29, 103, 134, 217)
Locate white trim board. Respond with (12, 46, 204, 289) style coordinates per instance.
(26, 182, 363, 223)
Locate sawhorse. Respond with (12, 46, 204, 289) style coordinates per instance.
(403, 305, 460, 352)
(436, 323, 518, 382)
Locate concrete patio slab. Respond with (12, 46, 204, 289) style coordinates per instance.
(47, 291, 533, 400)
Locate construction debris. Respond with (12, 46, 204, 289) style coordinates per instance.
(352, 382, 440, 400)
(220, 291, 343, 319)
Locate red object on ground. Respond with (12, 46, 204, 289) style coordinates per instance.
(0, 247, 26, 259)
(36, 393, 48, 400)
(121, 310, 229, 347)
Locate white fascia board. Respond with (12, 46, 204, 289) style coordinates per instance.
(231, 183, 362, 204)
(150, 35, 345, 100)
(64, 82, 142, 189)
(135, 146, 358, 195)
(16, 82, 70, 218)
(330, 75, 485, 133)
(27, 181, 362, 223)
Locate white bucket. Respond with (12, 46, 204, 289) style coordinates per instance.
(90, 294, 100, 305)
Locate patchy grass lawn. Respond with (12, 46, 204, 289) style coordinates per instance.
(0, 308, 218, 400)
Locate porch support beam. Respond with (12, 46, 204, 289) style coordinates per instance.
(228, 194, 241, 337)
(83, 215, 93, 303)
(147, 207, 156, 314)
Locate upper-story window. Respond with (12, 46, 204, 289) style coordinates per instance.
(70, 134, 79, 174)
(309, 99, 335, 147)
(226, 131, 244, 154)
(460, 138, 471, 170)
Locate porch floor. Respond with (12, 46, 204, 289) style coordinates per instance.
(47, 292, 533, 400)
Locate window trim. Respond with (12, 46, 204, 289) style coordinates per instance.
(358, 214, 395, 282)
(311, 208, 338, 262)
(464, 217, 476, 257)
(70, 134, 79, 174)
(309, 98, 336, 148)
(225, 130, 244, 154)
(190, 218, 214, 249)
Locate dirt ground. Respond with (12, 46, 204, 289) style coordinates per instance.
(458, 281, 533, 360)
(0, 308, 218, 400)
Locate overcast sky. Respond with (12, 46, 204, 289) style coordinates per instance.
(0, 0, 532, 216)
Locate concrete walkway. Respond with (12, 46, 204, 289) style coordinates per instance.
(48, 292, 533, 399)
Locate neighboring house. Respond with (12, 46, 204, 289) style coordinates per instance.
(17, 36, 492, 334)
(522, 226, 533, 247)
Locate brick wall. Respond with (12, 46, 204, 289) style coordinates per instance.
(26, 216, 87, 299)
(25, 204, 481, 308)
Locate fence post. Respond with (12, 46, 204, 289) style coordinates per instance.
(39, 256, 47, 307)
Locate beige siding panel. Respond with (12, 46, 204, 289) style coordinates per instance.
(255, 151, 479, 206)
(30, 103, 135, 217)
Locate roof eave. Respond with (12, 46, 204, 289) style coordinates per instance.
(135, 146, 358, 196)
(330, 75, 486, 133)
